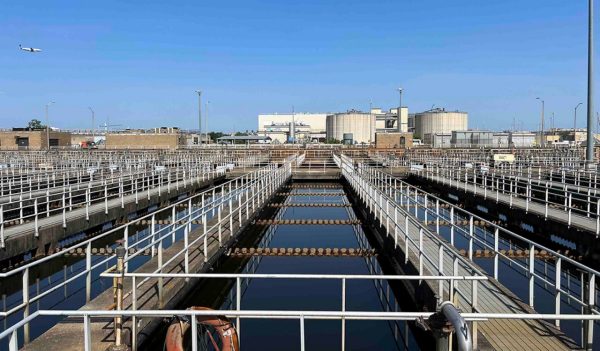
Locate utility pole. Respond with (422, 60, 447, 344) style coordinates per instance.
(45, 101, 55, 150)
(291, 106, 295, 144)
(88, 107, 95, 140)
(536, 98, 545, 147)
(205, 101, 210, 144)
(586, 0, 595, 168)
(369, 99, 372, 144)
(195, 90, 202, 145)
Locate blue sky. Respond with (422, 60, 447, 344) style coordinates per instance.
(0, 0, 595, 132)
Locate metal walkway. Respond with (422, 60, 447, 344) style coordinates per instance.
(412, 167, 600, 235)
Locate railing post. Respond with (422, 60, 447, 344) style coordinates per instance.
(438, 243, 444, 302)
(468, 215, 474, 261)
(450, 206, 455, 246)
(34, 198, 39, 237)
(472, 279, 479, 350)
(341, 277, 346, 351)
(419, 228, 423, 276)
(1, 205, 4, 248)
(584, 273, 596, 351)
(528, 243, 535, 307)
(191, 313, 198, 351)
(86, 241, 92, 302)
(109, 245, 126, 351)
(555, 257, 561, 328)
(493, 228, 499, 280)
(236, 277, 241, 343)
(23, 267, 30, 344)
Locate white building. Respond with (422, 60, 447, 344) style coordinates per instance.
(258, 113, 328, 143)
(372, 107, 409, 133)
(509, 131, 536, 147)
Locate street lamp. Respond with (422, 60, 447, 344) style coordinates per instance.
(195, 90, 202, 145)
(369, 99, 372, 144)
(88, 107, 95, 140)
(575, 102, 583, 145)
(45, 101, 55, 150)
(205, 100, 210, 144)
(536, 97, 545, 147)
(397, 88, 403, 132)
(586, 0, 595, 168)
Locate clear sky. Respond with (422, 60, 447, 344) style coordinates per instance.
(0, 0, 596, 133)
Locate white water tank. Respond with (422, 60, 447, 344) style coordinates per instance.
(326, 111, 375, 144)
(415, 109, 468, 139)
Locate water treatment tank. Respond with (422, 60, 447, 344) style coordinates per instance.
(414, 109, 468, 140)
(326, 111, 375, 144)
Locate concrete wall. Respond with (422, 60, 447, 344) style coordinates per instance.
(375, 132, 413, 148)
(106, 133, 184, 149)
(0, 130, 72, 150)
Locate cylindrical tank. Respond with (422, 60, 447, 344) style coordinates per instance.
(326, 112, 375, 144)
(415, 109, 468, 139)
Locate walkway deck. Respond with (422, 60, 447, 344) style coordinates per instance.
(22, 189, 265, 351)
(354, 181, 577, 350)
(421, 173, 598, 234)
(1, 174, 224, 262)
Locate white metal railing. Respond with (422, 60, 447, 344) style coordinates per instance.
(0, 167, 226, 248)
(1, 273, 485, 351)
(0, 163, 290, 346)
(363, 162, 600, 349)
(412, 164, 600, 234)
(340, 155, 484, 310)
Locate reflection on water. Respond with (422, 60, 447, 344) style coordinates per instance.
(181, 184, 419, 350)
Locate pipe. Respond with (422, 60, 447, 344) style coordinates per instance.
(440, 301, 472, 351)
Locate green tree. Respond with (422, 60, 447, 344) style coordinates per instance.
(208, 132, 224, 141)
(27, 119, 45, 129)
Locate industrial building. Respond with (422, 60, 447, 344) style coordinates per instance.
(106, 129, 186, 150)
(415, 108, 468, 142)
(451, 131, 494, 148)
(426, 133, 452, 148)
(509, 131, 536, 147)
(258, 113, 328, 143)
(326, 110, 376, 144)
(217, 135, 272, 144)
(0, 128, 72, 150)
(372, 107, 409, 133)
(258, 106, 407, 145)
(375, 132, 413, 148)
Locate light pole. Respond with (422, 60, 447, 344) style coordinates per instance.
(536, 97, 545, 147)
(88, 107, 95, 140)
(291, 105, 295, 144)
(369, 99, 372, 144)
(195, 90, 202, 145)
(45, 101, 55, 150)
(586, 0, 595, 168)
(397, 88, 403, 132)
(575, 102, 583, 145)
(205, 101, 210, 144)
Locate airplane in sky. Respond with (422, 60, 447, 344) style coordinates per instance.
(19, 44, 42, 53)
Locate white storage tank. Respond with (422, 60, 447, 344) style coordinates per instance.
(326, 111, 375, 144)
(415, 109, 468, 139)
